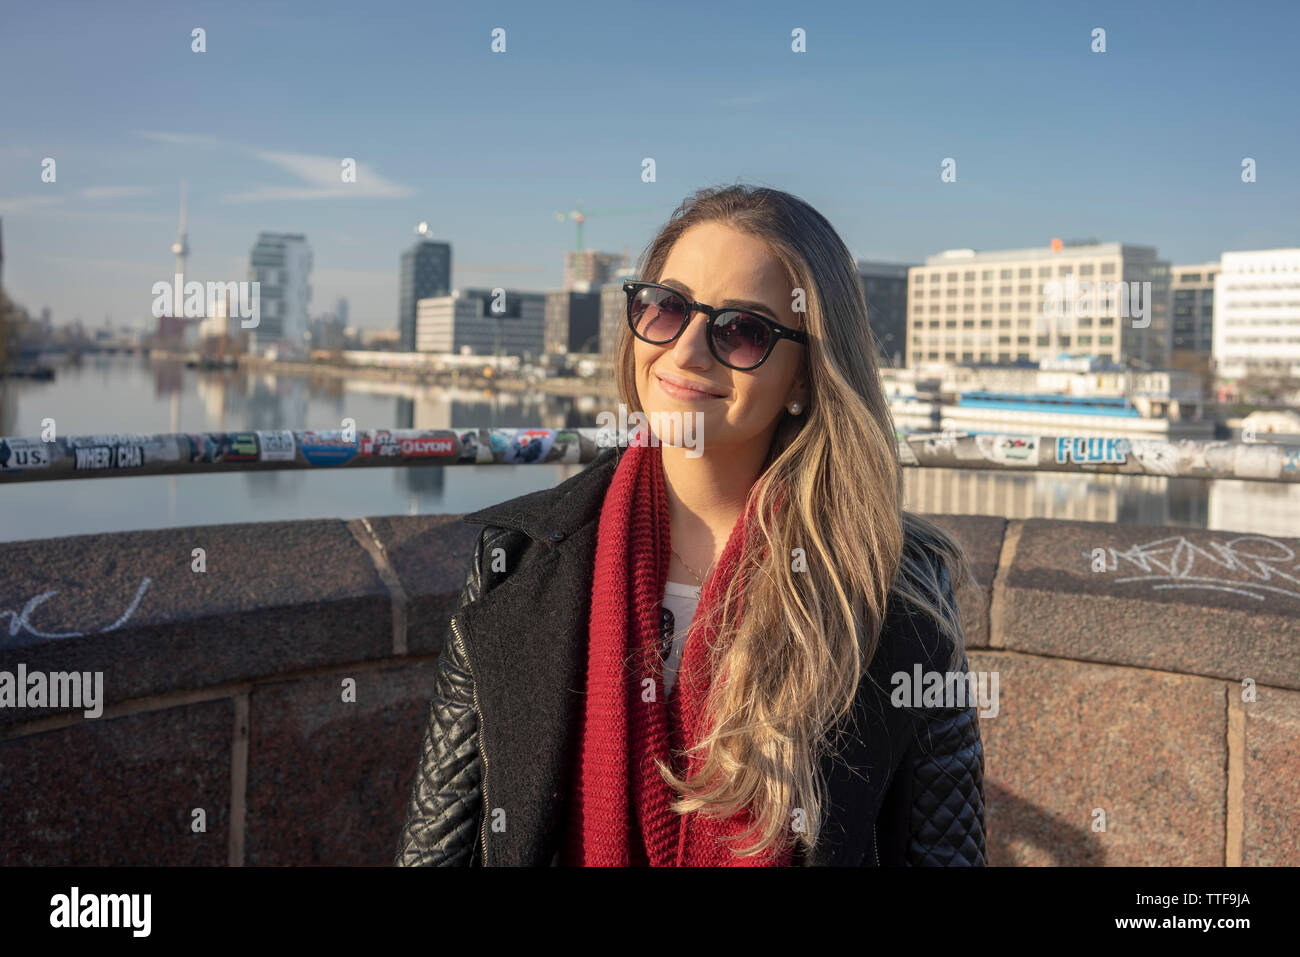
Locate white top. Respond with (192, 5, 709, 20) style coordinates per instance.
(660, 580, 701, 697)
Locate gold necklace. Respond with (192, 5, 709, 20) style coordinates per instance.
(670, 546, 710, 591)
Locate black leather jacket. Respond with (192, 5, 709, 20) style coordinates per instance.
(395, 446, 986, 866)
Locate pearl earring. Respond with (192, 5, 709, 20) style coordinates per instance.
(788, 401, 802, 414)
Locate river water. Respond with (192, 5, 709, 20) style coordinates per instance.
(2, 354, 1297, 543)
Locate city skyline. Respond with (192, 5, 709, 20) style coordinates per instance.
(1, 0, 1296, 329)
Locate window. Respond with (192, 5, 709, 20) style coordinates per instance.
(1058, 335, 1071, 346)
(945, 320, 957, 328)
(980, 319, 993, 328)
(1099, 335, 1114, 345)
(998, 335, 1011, 344)
(964, 271, 976, 281)
(1036, 335, 1050, 346)
(1039, 267, 1051, 277)
(981, 286, 992, 296)
(999, 302, 1012, 311)
(961, 352, 974, 361)
(999, 285, 1012, 295)
(1019, 268, 1032, 279)
(981, 269, 994, 280)
(1101, 262, 1116, 275)
(1018, 284, 1033, 295)
(999, 269, 1012, 279)
(1058, 265, 1073, 276)
(1017, 335, 1030, 345)
(981, 302, 993, 312)
(1099, 317, 1114, 327)
(998, 318, 1011, 327)
(930, 274, 940, 283)
(946, 272, 958, 281)
(1017, 301, 1031, 311)
(1079, 264, 1095, 276)
(1079, 316, 1093, 327)
(1077, 335, 1092, 346)
(963, 303, 975, 312)
(962, 320, 975, 328)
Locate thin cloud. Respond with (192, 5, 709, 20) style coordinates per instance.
(0, 194, 61, 214)
(136, 131, 414, 203)
(80, 186, 160, 200)
(137, 130, 225, 147)
(223, 150, 413, 202)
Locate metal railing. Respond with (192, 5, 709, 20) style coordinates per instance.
(1, 427, 1299, 483)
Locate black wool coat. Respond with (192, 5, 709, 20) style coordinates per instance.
(395, 445, 987, 866)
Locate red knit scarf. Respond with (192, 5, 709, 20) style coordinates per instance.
(561, 435, 792, 866)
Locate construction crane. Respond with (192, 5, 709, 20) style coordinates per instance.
(554, 200, 655, 252)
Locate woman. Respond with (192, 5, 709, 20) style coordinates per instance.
(395, 185, 986, 867)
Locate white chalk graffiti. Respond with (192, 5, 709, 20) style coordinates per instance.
(1, 577, 152, 642)
(1087, 536, 1300, 601)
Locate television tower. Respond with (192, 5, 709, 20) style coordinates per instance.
(170, 181, 189, 317)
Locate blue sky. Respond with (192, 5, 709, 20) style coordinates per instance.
(1, 0, 1296, 331)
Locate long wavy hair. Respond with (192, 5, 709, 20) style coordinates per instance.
(614, 184, 971, 858)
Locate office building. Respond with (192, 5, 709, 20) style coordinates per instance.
(399, 238, 451, 351)
(857, 261, 912, 367)
(1170, 263, 1219, 356)
(545, 290, 601, 353)
(906, 242, 1170, 368)
(415, 287, 546, 357)
(564, 250, 625, 291)
(1213, 248, 1300, 378)
(599, 278, 635, 362)
(247, 232, 312, 349)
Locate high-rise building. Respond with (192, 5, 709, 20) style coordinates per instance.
(564, 250, 625, 291)
(1213, 248, 1300, 378)
(415, 288, 546, 357)
(857, 261, 913, 367)
(1170, 262, 1219, 356)
(906, 242, 1170, 368)
(336, 296, 349, 328)
(248, 232, 312, 350)
(399, 237, 451, 351)
(545, 290, 601, 353)
(0, 217, 5, 288)
(598, 273, 640, 362)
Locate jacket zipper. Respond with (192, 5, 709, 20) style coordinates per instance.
(872, 823, 879, 866)
(451, 615, 491, 867)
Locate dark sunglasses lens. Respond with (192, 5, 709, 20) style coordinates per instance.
(711, 312, 772, 369)
(630, 286, 688, 342)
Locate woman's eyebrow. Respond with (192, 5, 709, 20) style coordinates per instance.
(660, 278, 779, 317)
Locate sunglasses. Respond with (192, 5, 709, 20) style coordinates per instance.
(624, 280, 809, 371)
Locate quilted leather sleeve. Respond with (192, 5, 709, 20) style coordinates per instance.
(901, 566, 988, 866)
(394, 528, 493, 867)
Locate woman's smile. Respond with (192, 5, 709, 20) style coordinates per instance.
(655, 371, 727, 402)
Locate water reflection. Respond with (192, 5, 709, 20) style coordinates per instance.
(2, 354, 1298, 542)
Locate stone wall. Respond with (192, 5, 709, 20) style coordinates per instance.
(1, 513, 1295, 865)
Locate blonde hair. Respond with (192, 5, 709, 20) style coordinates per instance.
(615, 184, 970, 857)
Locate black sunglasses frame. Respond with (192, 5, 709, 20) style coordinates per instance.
(623, 280, 810, 371)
